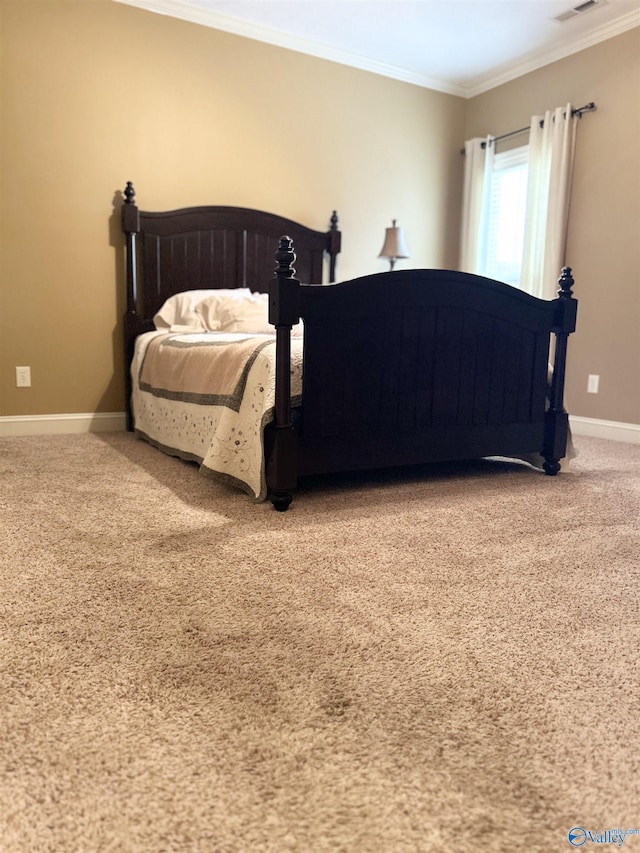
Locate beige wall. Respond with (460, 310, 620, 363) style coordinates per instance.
(465, 27, 640, 425)
(0, 0, 465, 417)
(1, 1, 638, 427)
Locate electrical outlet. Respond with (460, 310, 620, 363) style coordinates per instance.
(16, 366, 31, 387)
(587, 374, 599, 394)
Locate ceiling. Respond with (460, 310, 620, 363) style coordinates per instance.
(117, 0, 640, 97)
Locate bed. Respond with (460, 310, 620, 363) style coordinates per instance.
(121, 183, 578, 511)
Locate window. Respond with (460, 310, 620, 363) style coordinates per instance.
(484, 145, 528, 287)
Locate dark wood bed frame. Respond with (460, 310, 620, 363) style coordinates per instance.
(121, 184, 577, 512)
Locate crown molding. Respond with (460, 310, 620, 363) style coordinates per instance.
(114, 0, 640, 99)
(112, 0, 468, 95)
(464, 8, 640, 97)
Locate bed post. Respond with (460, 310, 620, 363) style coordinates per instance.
(327, 211, 341, 283)
(543, 267, 578, 475)
(121, 182, 141, 432)
(266, 236, 300, 511)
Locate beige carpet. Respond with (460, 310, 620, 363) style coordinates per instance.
(1, 432, 639, 852)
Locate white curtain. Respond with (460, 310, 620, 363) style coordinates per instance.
(520, 103, 578, 300)
(459, 136, 493, 274)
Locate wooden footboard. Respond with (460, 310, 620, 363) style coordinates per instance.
(267, 238, 577, 510)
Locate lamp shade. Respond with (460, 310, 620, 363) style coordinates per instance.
(378, 220, 410, 269)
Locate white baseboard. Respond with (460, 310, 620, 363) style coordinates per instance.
(0, 412, 127, 436)
(570, 415, 640, 444)
(0, 411, 637, 445)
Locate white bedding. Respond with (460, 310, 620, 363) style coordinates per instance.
(131, 331, 304, 501)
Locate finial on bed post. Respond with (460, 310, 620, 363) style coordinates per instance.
(543, 266, 578, 476)
(121, 182, 140, 236)
(275, 235, 296, 280)
(327, 211, 341, 283)
(558, 266, 574, 300)
(271, 236, 300, 327)
(124, 181, 136, 205)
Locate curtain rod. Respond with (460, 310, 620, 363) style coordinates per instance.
(460, 102, 597, 153)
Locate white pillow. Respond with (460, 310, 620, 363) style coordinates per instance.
(196, 290, 273, 334)
(153, 289, 251, 332)
(194, 289, 304, 336)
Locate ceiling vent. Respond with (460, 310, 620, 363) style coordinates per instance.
(554, 0, 607, 22)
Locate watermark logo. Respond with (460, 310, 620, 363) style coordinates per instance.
(569, 828, 588, 847)
(568, 827, 640, 848)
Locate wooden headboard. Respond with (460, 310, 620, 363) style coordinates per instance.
(120, 181, 341, 426)
(121, 182, 340, 322)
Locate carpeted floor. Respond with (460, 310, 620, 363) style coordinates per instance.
(1, 432, 639, 852)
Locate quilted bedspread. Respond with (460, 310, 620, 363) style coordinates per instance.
(131, 331, 304, 501)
